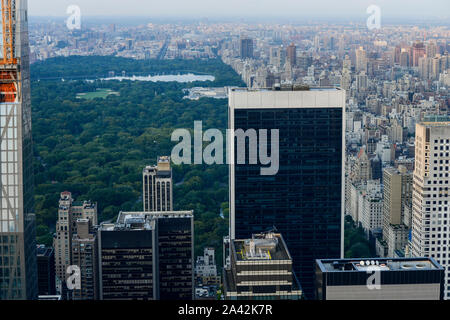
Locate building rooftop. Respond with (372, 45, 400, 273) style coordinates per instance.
(100, 211, 194, 231)
(229, 86, 345, 109)
(317, 258, 443, 273)
(232, 232, 291, 262)
(36, 245, 53, 257)
(422, 115, 450, 126)
(143, 156, 172, 177)
(230, 85, 342, 92)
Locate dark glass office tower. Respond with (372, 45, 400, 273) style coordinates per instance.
(229, 86, 345, 299)
(157, 213, 194, 300)
(36, 245, 56, 296)
(98, 211, 194, 300)
(98, 216, 156, 300)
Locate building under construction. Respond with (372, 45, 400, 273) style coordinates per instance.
(0, 0, 37, 299)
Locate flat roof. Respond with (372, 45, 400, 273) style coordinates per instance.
(36, 245, 53, 257)
(231, 233, 291, 262)
(116, 211, 193, 224)
(317, 258, 443, 273)
(229, 87, 345, 109)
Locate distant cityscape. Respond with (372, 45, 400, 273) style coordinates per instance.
(1, 0, 450, 302)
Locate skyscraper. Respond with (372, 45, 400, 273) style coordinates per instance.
(36, 245, 56, 296)
(411, 42, 426, 67)
(98, 211, 194, 300)
(143, 156, 173, 212)
(71, 219, 98, 300)
(0, 0, 37, 300)
(54, 191, 97, 292)
(229, 86, 345, 298)
(355, 46, 367, 73)
(286, 43, 297, 67)
(239, 37, 253, 60)
(411, 116, 450, 299)
(98, 214, 156, 300)
(381, 166, 412, 257)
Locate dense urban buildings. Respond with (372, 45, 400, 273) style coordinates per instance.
(143, 156, 173, 212)
(223, 231, 302, 300)
(229, 86, 345, 298)
(411, 117, 450, 299)
(0, 0, 448, 302)
(315, 258, 444, 300)
(195, 248, 220, 299)
(0, 0, 37, 300)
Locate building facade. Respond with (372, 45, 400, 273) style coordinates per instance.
(240, 37, 253, 59)
(316, 258, 444, 300)
(411, 117, 450, 299)
(0, 0, 37, 300)
(98, 211, 194, 300)
(71, 219, 98, 300)
(54, 191, 97, 289)
(229, 86, 345, 298)
(382, 166, 413, 257)
(98, 215, 156, 300)
(36, 245, 56, 296)
(143, 156, 173, 212)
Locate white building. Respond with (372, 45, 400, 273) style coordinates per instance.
(411, 117, 450, 299)
(195, 247, 218, 278)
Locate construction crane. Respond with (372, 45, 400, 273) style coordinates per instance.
(1, 0, 16, 65)
(0, 0, 17, 103)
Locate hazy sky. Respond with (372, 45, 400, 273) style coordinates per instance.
(29, 0, 449, 19)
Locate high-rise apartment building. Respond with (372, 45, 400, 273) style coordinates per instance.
(0, 0, 37, 300)
(229, 86, 345, 298)
(359, 181, 384, 237)
(381, 166, 413, 257)
(355, 46, 367, 73)
(223, 232, 302, 300)
(411, 116, 450, 299)
(143, 156, 173, 212)
(71, 219, 98, 300)
(411, 42, 426, 67)
(54, 191, 97, 289)
(239, 37, 253, 59)
(286, 43, 296, 67)
(98, 211, 194, 300)
(316, 258, 444, 300)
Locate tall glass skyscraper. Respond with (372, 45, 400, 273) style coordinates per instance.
(229, 86, 345, 298)
(0, 0, 37, 299)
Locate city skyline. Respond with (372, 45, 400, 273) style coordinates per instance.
(0, 0, 449, 305)
(29, 0, 449, 19)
